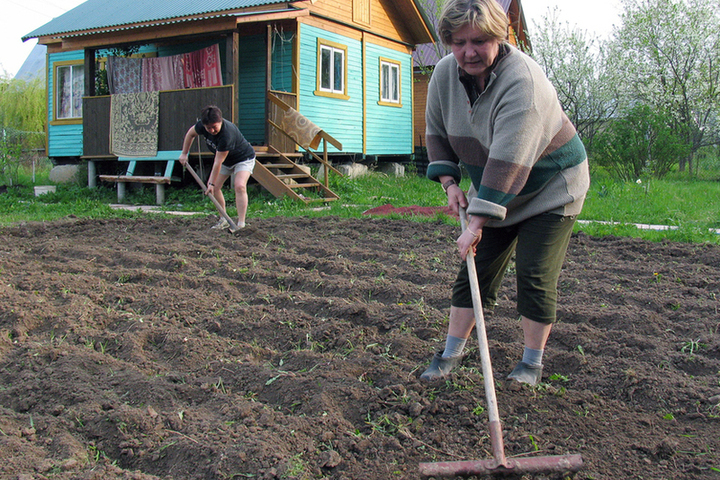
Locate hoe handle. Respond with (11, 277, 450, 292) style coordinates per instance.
(184, 162, 238, 231)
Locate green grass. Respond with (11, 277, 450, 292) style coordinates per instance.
(578, 176, 720, 243)
(1, 161, 719, 245)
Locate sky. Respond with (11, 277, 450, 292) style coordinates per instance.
(521, 0, 623, 41)
(1, 0, 623, 78)
(1, 0, 85, 77)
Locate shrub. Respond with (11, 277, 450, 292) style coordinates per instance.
(593, 105, 691, 180)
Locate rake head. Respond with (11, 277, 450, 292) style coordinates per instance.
(419, 453, 583, 477)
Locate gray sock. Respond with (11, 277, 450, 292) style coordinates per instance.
(522, 347, 544, 367)
(442, 335, 467, 358)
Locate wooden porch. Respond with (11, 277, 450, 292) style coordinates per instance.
(84, 87, 340, 203)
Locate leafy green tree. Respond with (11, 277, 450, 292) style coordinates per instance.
(0, 72, 46, 151)
(529, 8, 619, 157)
(594, 104, 691, 180)
(610, 0, 720, 172)
(0, 134, 23, 186)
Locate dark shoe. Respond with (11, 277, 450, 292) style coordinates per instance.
(419, 352, 463, 382)
(507, 362, 543, 386)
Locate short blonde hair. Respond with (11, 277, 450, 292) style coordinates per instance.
(438, 0, 509, 46)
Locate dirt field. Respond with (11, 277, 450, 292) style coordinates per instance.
(0, 215, 718, 480)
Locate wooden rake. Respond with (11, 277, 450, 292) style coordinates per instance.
(419, 208, 583, 477)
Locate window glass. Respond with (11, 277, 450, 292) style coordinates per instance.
(333, 50, 344, 92)
(390, 66, 399, 101)
(320, 47, 331, 90)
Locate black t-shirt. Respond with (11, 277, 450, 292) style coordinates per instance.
(194, 119, 255, 166)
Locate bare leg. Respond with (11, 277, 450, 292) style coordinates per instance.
(521, 315, 552, 350)
(213, 173, 230, 212)
(233, 170, 251, 225)
(448, 306, 476, 339)
(449, 311, 552, 348)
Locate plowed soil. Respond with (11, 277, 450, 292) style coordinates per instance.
(1, 215, 718, 480)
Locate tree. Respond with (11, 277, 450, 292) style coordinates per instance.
(611, 0, 720, 172)
(529, 8, 619, 156)
(0, 72, 46, 151)
(414, 0, 450, 74)
(594, 104, 691, 180)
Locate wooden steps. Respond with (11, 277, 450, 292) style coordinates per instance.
(257, 92, 343, 204)
(252, 146, 339, 204)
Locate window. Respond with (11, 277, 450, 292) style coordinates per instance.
(55, 61, 85, 121)
(379, 58, 401, 106)
(316, 39, 348, 99)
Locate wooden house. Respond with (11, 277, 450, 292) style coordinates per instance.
(412, 0, 530, 165)
(23, 0, 436, 200)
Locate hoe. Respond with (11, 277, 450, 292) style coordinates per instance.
(419, 209, 583, 478)
(183, 162, 241, 234)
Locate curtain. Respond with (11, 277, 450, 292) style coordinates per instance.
(141, 55, 185, 92)
(182, 44, 223, 89)
(107, 56, 142, 94)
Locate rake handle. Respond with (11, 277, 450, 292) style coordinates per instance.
(459, 208, 506, 465)
(419, 210, 583, 477)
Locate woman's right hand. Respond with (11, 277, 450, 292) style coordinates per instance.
(457, 227, 481, 260)
(179, 153, 188, 166)
(458, 213, 488, 260)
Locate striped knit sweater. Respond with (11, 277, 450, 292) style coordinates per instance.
(426, 44, 590, 227)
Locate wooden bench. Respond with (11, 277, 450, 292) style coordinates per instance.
(99, 150, 181, 205)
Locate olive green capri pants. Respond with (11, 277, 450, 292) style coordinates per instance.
(451, 213, 577, 324)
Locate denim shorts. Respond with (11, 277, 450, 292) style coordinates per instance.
(220, 158, 256, 176)
(451, 213, 577, 324)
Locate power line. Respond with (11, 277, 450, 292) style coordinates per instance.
(6, 0, 76, 20)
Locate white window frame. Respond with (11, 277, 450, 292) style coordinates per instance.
(54, 61, 85, 122)
(378, 58, 402, 107)
(315, 39, 349, 99)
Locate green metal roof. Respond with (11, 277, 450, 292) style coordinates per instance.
(23, 0, 288, 41)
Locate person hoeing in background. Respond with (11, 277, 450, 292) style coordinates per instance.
(179, 105, 256, 229)
(419, 0, 590, 385)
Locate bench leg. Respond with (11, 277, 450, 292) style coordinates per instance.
(117, 182, 126, 203)
(88, 160, 97, 188)
(155, 184, 165, 205)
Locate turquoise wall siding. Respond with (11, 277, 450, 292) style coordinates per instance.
(363, 44, 413, 156)
(298, 24, 363, 154)
(48, 50, 85, 158)
(237, 35, 267, 145)
(297, 24, 413, 157)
